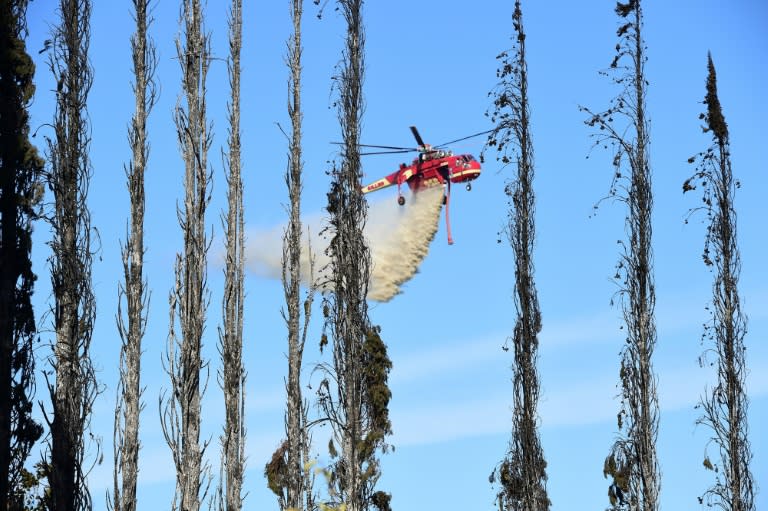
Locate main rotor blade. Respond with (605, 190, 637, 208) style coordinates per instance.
(361, 149, 415, 156)
(409, 125, 426, 147)
(435, 129, 494, 148)
(331, 142, 417, 151)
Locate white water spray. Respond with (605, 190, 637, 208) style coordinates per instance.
(245, 187, 444, 302)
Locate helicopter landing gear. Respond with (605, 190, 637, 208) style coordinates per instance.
(397, 195, 406, 206)
(466, 183, 472, 191)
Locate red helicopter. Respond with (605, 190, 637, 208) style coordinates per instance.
(356, 126, 488, 245)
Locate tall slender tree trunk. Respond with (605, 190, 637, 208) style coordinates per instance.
(0, 1, 44, 508)
(161, 1, 211, 510)
(485, 2, 549, 510)
(685, 53, 755, 511)
(112, 1, 156, 510)
(44, 0, 98, 510)
(624, 5, 658, 508)
(266, 3, 319, 507)
(283, 0, 314, 509)
(218, 0, 245, 509)
(582, 2, 659, 509)
(330, 2, 368, 508)
(317, 3, 392, 511)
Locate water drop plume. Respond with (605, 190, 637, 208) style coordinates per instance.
(245, 187, 444, 302)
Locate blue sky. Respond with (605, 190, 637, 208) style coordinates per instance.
(24, 1, 767, 510)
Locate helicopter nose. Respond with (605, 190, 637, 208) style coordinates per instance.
(452, 162, 481, 183)
(465, 158, 482, 173)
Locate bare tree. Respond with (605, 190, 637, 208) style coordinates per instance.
(314, 3, 392, 510)
(683, 53, 755, 511)
(0, 1, 45, 508)
(216, 0, 246, 509)
(484, 2, 549, 510)
(263, 0, 318, 509)
(581, 1, 659, 509)
(160, 1, 212, 510)
(42, 0, 99, 509)
(110, 1, 157, 511)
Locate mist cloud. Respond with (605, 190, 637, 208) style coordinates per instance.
(245, 187, 444, 302)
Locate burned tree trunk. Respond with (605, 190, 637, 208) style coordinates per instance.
(0, 1, 44, 508)
(315, 3, 392, 511)
(111, 2, 156, 511)
(273, 0, 316, 509)
(581, 1, 659, 510)
(684, 54, 755, 511)
(160, 1, 212, 510)
(44, 0, 99, 510)
(484, 2, 549, 510)
(265, 3, 318, 507)
(217, 0, 246, 509)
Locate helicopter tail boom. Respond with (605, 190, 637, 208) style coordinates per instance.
(361, 176, 395, 194)
(361, 166, 413, 194)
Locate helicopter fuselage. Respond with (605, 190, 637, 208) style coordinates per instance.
(361, 152, 481, 195)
